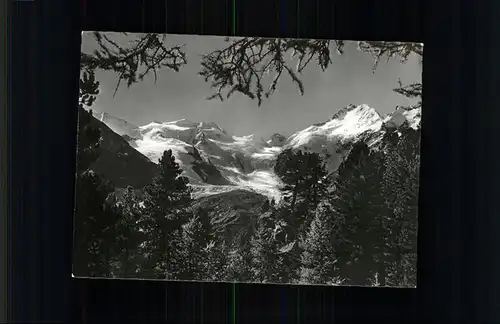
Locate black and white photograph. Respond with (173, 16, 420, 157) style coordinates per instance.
(74, 32, 422, 287)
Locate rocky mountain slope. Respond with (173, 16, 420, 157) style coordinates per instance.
(191, 189, 269, 240)
(86, 114, 159, 188)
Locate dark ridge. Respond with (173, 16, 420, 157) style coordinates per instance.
(88, 115, 159, 188)
(191, 160, 232, 186)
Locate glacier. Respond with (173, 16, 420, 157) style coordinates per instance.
(90, 104, 421, 200)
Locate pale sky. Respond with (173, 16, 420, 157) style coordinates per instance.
(82, 32, 421, 139)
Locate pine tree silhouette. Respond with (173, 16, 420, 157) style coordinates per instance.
(274, 149, 330, 233)
(76, 107, 100, 174)
(205, 237, 230, 282)
(178, 211, 215, 281)
(225, 237, 254, 283)
(381, 126, 420, 286)
(141, 149, 193, 279)
(73, 170, 118, 277)
(331, 142, 389, 286)
(250, 216, 280, 283)
(73, 107, 121, 277)
(109, 186, 145, 278)
(300, 201, 341, 285)
(272, 207, 302, 284)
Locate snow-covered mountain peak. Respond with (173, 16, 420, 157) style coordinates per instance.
(286, 104, 383, 150)
(282, 104, 421, 174)
(136, 118, 232, 146)
(198, 121, 226, 133)
(139, 119, 197, 132)
(92, 104, 420, 200)
(330, 103, 380, 122)
(329, 104, 382, 126)
(382, 106, 421, 130)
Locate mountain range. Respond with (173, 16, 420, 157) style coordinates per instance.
(87, 104, 420, 237)
(90, 104, 420, 198)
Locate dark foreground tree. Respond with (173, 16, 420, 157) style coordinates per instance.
(247, 213, 298, 284)
(140, 149, 193, 279)
(331, 142, 389, 286)
(73, 170, 118, 277)
(76, 73, 100, 174)
(300, 201, 342, 285)
(178, 210, 215, 281)
(205, 237, 231, 282)
(225, 238, 254, 283)
(274, 149, 330, 233)
(250, 216, 280, 283)
(381, 126, 420, 286)
(109, 186, 146, 278)
(73, 107, 121, 277)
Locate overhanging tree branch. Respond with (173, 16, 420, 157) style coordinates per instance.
(80, 32, 187, 97)
(198, 37, 345, 106)
(79, 70, 100, 108)
(393, 79, 422, 109)
(358, 41, 423, 71)
(358, 41, 423, 109)
(80, 32, 422, 108)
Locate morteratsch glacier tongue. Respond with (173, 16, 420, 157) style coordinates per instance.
(130, 118, 283, 200)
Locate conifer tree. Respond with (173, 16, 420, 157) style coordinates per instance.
(363, 150, 392, 286)
(76, 107, 100, 174)
(250, 217, 275, 283)
(274, 149, 330, 233)
(73, 170, 118, 277)
(109, 186, 145, 278)
(140, 149, 193, 279)
(74, 69, 118, 277)
(205, 237, 230, 282)
(332, 142, 388, 286)
(271, 207, 302, 284)
(250, 216, 287, 283)
(178, 210, 215, 281)
(381, 126, 420, 286)
(380, 123, 401, 152)
(300, 201, 341, 285)
(73, 107, 121, 277)
(278, 242, 302, 284)
(225, 237, 254, 283)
